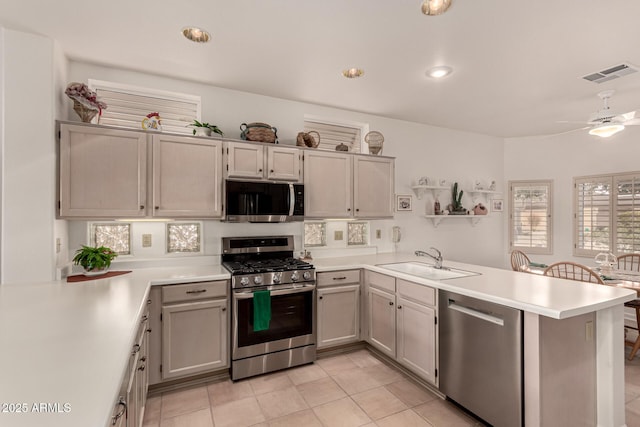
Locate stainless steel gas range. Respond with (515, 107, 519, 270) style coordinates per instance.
(222, 236, 316, 381)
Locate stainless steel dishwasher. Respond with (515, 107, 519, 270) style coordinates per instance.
(439, 291, 523, 427)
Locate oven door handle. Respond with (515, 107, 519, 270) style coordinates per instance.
(234, 284, 316, 300)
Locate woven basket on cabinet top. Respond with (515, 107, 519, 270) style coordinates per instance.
(240, 122, 278, 143)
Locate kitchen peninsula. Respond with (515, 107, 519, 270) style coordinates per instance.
(0, 254, 634, 427)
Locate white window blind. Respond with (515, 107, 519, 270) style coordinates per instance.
(89, 80, 201, 135)
(304, 120, 363, 153)
(615, 174, 640, 253)
(574, 177, 612, 256)
(509, 180, 553, 254)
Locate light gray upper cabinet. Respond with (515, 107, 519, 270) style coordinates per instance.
(226, 141, 301, 182)
(59, 124, 148, 218)
(151, 134, 223, 218)
(304, 150, 394, 219)
(58, 122, 224, 219)
(353, 155, 395, 218)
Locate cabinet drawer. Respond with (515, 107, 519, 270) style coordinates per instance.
(317, 270, 361, 287)
(397, 279, 435, 307)
(162, 281, 227, 303)
(367, 270, 396, 293)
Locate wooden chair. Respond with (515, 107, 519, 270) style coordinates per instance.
(618, 254, 640, 360)
(510, 250, 531, 272)
(543, 262, 605, 285)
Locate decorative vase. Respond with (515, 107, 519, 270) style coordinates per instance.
(73, 101, 99, 123)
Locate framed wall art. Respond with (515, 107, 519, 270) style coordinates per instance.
(396, 194, 412, 211)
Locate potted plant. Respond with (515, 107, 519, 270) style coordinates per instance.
(72, 245, 118, 276)
(449, 182, 467, 214)
(188, 120, 224, 137)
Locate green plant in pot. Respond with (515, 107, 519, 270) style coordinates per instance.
(72, 245, 118, 276)
(449, 182, 467, 214)
(188, 120, 224, 137)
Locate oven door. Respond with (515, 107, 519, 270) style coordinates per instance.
(232, 284, 316, 360)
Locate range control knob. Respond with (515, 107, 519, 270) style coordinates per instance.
(303, 271, 312, 281)
(272, 272, 282, 284)
(291, 271, 300, 282)
(240, 277, 250, 287)
(253, 276, 263, 285)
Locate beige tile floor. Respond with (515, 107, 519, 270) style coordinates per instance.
(143, 349, 483, 427)
(144, 347, 640, 427)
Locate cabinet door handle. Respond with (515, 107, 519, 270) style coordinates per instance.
(270, 169, 274, 173)
(356, 208, 360, 212)
(140, 205, 145, 210)
(146, 328, 152, 333)
(347, 208, 351, 212)
(138, 363, 146, 372)
(112, 398, 127, 425)
(333, 276, 347, 280)
(389, 301, 394, 306)
(319, 296, 323, 300)
(398, 306, 402, 310)
(141, 315, 148, 322)
(258, 169, 263, 172)
(186, 289, 207, 294)
(222, 307, 227, 312)
(155, 206, 159, 210)
(132, 344, 140, 355)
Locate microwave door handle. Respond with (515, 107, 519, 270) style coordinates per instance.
(288, 184, 295, 216)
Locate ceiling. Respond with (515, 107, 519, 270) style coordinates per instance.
(2, 0, 640, 138)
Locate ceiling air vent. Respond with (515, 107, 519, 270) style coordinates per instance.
(582, 63, 638, 84)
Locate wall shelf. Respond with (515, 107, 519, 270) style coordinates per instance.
(423, 214, 488, 227)
(411, 185, 449, 200)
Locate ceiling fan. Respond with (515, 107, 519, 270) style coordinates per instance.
(559, 90, 640, 137)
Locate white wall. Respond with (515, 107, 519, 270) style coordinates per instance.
(504, 128, 640, 267)
(0, 28, 57, 283)
(67, 61, 506, 268)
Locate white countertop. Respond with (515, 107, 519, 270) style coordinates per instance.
(311, 252, 637, 319)
(0, 265, 228, 427)
(0, 255, 635, 426)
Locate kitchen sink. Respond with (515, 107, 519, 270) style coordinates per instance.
(377, 261, 479, 280)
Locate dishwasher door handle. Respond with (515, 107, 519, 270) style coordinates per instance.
(448, 301, 504, 326)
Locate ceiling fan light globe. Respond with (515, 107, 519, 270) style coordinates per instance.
(588, 123, 625, 138)
(422, 0, 452, 15)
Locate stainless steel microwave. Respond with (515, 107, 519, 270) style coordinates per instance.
(225, 180, 304, 222)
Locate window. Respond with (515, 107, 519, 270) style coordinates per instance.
(574, 172, 640, 256)
(304, 222, 326, 247)
(167, 223, 201, 253)
(89, 79, 201, 135)
(303, 115, 368, 153)
(509, 180, 553, 254)
(348, 222, 368, 246)
(91, 223, 131, 255)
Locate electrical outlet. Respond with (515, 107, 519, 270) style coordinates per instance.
(142, 234, 152, 247)
(585, 320, 594, 341)
(376, 229, 382, 239)
(334, 230, 343, 240)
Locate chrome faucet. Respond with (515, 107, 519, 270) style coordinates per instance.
(415, 247, 443, 269)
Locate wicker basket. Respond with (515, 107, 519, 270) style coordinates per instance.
(73, 101, 99, 123)
(296, 131, 320, 148)
(240, 122, 278, 143)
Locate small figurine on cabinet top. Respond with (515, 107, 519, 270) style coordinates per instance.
(142, 112, 162, 131)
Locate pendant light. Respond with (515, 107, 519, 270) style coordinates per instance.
(421, 0, 452, 16)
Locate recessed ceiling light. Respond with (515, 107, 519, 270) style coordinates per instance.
(342, 68, 365, 79)
(421, 0, 452, 16)
(427, 66, 453, 78)
(182, 27, 211, 43)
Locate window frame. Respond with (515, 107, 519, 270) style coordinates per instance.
(303, 114, 369, 153)
(508, 180, 553, 255)
(573, 171, 640, 257)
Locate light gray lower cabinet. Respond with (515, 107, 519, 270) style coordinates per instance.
(365, 271, 438, 385)
(112, 297, 150, 427)
(160, 281, 229, 380)
(316, 270, 361, 349)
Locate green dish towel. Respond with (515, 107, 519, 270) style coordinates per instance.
(253, 290, 271, 332)
(528, 262, 548, 268)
